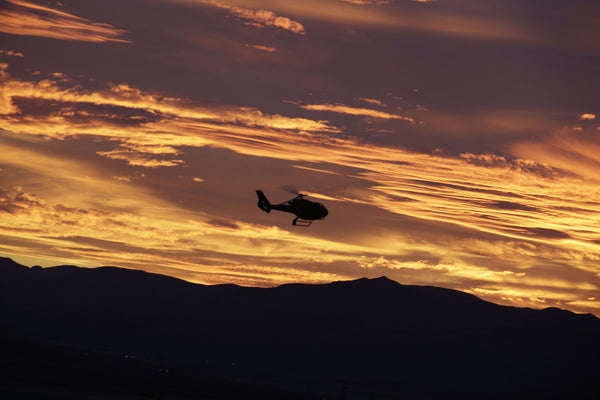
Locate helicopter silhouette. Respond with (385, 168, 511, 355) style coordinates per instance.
(256, 190, 328, 226)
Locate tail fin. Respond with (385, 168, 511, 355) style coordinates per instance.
(256, 190, 271, 213)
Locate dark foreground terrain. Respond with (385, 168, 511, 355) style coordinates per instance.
(1, 257, 599, 399)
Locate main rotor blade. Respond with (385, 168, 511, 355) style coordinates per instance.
(280, 184, 301, 195)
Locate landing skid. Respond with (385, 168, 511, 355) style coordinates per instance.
(292, 217, 313, 226)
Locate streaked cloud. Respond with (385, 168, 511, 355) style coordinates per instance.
(567, 298, 600, 312)
(301, 103, 415, 122)
(97, 147, 186, 168)
(359, 98, 386, 107)
(2, 0, 600, 317)
(0, 177, 368, 286)
(3, 69, 600, 301)
(511, 122, 600, 182)
(248, 44, 276, 53)
(201, 0, 305, 34)
(165, 0, 600, 53)
(222, 0, 536, 43)
(339, 0, 390, 5)
(0, 0, 130, 43)
(0, 73, 334, 136)
(2, 70, 599, 258)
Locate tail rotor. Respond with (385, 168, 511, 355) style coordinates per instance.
(256, 190, 271, 213)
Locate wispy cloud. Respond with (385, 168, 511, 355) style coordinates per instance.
(3, 69, 599, 254)
(339, 0, 390, 5)
(0, 177, 362, 286)
(202, 0, 304, 34)
(96, 147, 186, 168)
(228, 0, 537, 43)
(248, 44, 277, 53)
(0, 0, 130, 43)
(359, 98, 386, 107)
(2, 67, 600, 315)
(164, 0, 537, 43)
(0, 49, 24, 57)
(301, 103, 415, 122)
(511, 122, 600, 182)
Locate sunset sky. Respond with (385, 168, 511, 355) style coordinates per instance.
(2, 0, 600, 315)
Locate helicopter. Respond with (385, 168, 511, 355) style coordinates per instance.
(256, 190, 328, 226)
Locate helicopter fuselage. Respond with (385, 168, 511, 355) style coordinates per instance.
(271, 197, 328, 220)
(256, 190, 328, 225)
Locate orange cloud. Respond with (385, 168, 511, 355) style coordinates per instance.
(359, 98, 386, 107)
(202, 0, 304, 34)
(301, 103, 415, 122)
(2, 67, 600, 315)
(417, 109, 562, 139)
(249, 44, 277, 53)
(2, 69, 597, 254)
(97, 147, 186, 168)
(0, 179, 365, 287)
(0, 0, 130, 43)
(200, 264, 345, 287)
(0, 73, 334, 137)
(567, 298, 600, 311)
(2, 69, 598, 254)
(358, 256, 596, 292)
(165, 0, 537, 44)
(511, 125, 600, 182)
(221, 0, 536, 43)
(0, 49, 24, 57)
(339, 0, 390, 5)
(578, 113, 596, 121)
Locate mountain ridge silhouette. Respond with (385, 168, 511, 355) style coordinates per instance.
(1, 257, 599, 399)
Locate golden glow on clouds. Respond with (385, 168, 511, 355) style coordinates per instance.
(511, 126, 600, 182)
(0, 74, 334, 156)
(163, 0, 600, 54)
(359, 256, 597, 292)
(97, 148, 186, 168)
(339, 0, 390, 5)
(249, 44, 277, 53)
(359, 256, 526, 283)
(470, 287, 561, 309)
(1, 67, 600, 315)
(567, 298, 600, 311)
(0, 0, 131, 43)
(201, 0, 304, 34)
(205, 0, 536, 43)
(0, 70, 596, 250)
(0, 50, 24, 57)
(0, 169, 365, 286)
(579, 113, 596, 121)
(359, 98, 386, 107)
(301, 103, 415, 122)
(202, 265, 345, 287)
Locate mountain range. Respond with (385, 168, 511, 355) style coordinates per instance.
(1, 257, 599, 399)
